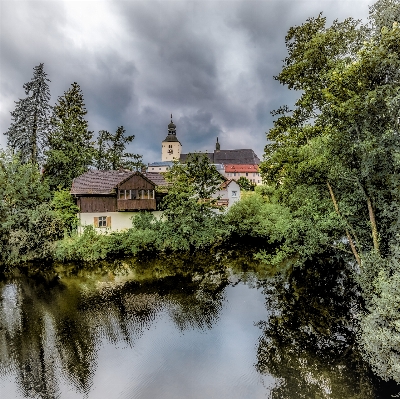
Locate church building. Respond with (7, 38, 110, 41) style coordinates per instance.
(160, 115, 260, 165)
(161, 115, 182, 161)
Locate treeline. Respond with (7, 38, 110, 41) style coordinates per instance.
(1, 65, 145, 266)
(4, 65, 144, 191)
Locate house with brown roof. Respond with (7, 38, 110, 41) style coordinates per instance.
(71, 170, 160, 232)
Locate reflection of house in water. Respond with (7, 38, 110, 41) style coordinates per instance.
(71, 170, 161, 232)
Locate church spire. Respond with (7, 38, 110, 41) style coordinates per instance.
(168, 114, 176, 136)
(216, 136, 220, 151)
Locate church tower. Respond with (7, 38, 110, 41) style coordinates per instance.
(161, 114, 182, 161)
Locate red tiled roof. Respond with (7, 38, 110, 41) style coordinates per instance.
(224, 164, 259, 173)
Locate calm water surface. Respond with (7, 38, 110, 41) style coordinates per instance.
(0, 255, 387, 398)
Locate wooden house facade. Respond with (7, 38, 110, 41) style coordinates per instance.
(71, 170, 159, 232)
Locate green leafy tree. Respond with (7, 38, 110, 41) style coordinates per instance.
(51, 189, 79, 234)
(159, 154, 226, 250)
(44, 82, 95, 190)
(259, 0, 400, 383)
(95, 126, 144, 170)
(236, 176, 255, 191)
(4, 63, 52, 164)
(0, 149, 63, 266)
(260, 2, 400, 264)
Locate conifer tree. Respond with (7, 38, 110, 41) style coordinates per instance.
(44, 82, 94, 190)
(4, 63, 51, 164)
(95, 126, 144, 171)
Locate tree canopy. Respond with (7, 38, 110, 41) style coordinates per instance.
(4, 63, 52, 165)
(44, 82, 95, 190)
(259, 0, 400, 382)
(95, 126, 144, 171)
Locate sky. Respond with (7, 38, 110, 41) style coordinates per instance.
(0, 0, 372, 164)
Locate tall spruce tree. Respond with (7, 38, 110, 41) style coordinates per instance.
(95, 126, 144, 171)
(44, 82, 94, 190)
(4, 63, 51, 164)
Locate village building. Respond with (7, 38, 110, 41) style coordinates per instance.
(212, 179, 241, 208)
(161, 115, 182, 161)
(71, 170, 161, 232)
(147, 161, 173, 173)
(223, 164, 262, 185)
(160, 116, 260, 166)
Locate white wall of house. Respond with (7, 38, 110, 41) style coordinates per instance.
(224, 171, 262, 185)
(212, 180, 241, 208)
(148, 165, 170, 172)
(78, 211, 163, 234)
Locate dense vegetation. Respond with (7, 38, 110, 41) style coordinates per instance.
(1, 0, 399, 386)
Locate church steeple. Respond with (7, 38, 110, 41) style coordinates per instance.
(167, 114, 176, 136)
(216, 137, 220, 151)
(162, 114, 182, 161)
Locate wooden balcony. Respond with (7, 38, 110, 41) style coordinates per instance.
(117, 198, 156, 211)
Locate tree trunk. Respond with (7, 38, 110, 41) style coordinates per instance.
(327, 182, 361, 266)
(357, 179, 380, 254)
(32, 108, 38, 164)
(366, 196, 380, 252)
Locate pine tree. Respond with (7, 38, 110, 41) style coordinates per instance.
(4, 63, 51, 164)
(44, 82, 94, 190)
(95, 126, 144, 171)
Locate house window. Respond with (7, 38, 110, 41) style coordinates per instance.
(99, 216, 107, 227)
(234, 172, 236, 176)
(119, 190, 125, 199)
(152, 167, 155, 171)
(246, 173, 248, 176)
(232, 191, 237, 197)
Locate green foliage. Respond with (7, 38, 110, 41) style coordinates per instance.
(260, 3, 400, 260)
(0, 150, 64, 266)
(51, 189, 79, 234)
(358, 252, 400, 383)
(54, 223, 159, 262)
(7, 203, 64, 264)
(164, 153, 224, 200)
(95, 126, 144, 171)
(44, 82, 95, 190)
(258, 0, 400, 383)
(4, 63, 52, 164)
(160, 154, 226, 250)
(236, 176, 255, 191)
(225, 188, 343, 266)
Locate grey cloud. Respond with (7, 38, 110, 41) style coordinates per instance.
(1, 0, 372, 162)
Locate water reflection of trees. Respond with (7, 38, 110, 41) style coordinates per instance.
(0, 258, 230, 398)
(256, 257, 378, 399)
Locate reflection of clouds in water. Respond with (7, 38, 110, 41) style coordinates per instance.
(0, 283, 21, 337)
(112, 283, 269, 399)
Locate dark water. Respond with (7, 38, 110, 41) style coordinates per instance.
(0, 255, 392, 398)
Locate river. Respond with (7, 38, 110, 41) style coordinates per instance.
(0, 253, 394, 398)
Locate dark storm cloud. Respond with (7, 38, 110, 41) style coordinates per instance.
(1, 0, 371, 163)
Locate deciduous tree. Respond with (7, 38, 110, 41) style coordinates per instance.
(95, 126, 144, 171)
